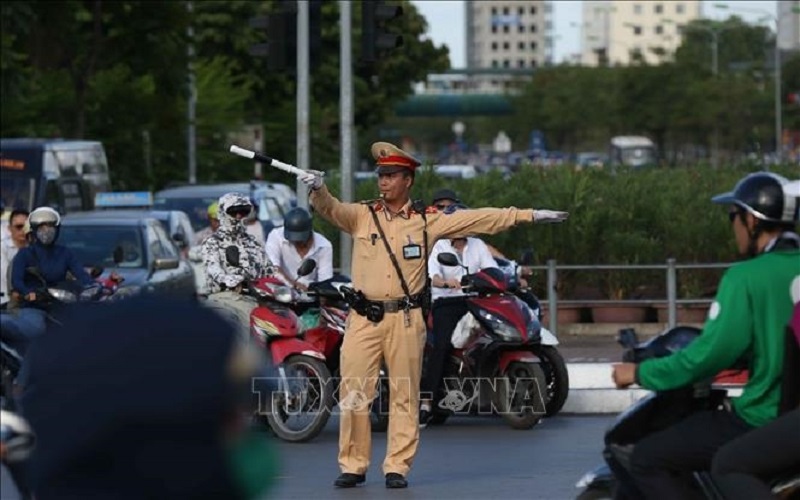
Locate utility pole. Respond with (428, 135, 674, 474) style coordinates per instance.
(296, 0, 310, 208)
(339, 0, 353, 276)
(187, 1, 197, 184)
(711, 30, 720, 168)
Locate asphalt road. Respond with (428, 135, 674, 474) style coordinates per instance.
(269, 414, 614, 500)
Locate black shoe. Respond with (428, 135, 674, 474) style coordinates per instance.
(334, 473, 365, 488)
(419, 409, 431, 429)
(385, 473, 408, 489)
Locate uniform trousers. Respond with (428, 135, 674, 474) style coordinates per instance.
(338, 307, 425, 477)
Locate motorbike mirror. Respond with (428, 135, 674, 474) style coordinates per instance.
(617, 328, 639, 349)
(225, 246, 241, 267)
(437, 252, 460, 267)
(172, 232, 187, 248)
(519, 249, 534, 266)
(297, 258, 317, 278)
(112, 245, 125, 265)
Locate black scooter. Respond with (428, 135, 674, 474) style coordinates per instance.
(576, 327, 799, 500)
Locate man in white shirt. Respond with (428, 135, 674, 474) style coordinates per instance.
(265, 207, 333, 291)
(1, 210, 30, 308)
(420, 204, 497, 427)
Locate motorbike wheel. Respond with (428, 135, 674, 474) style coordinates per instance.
(371, 374, 390, 433)
(493, 362, 547, 430)
(538, 346, 570, 417)
(265, 355, 334, 442)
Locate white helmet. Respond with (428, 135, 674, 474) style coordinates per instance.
(29, 206, 61, 228)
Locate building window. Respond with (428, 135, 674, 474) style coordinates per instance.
(530, 6, 537, 15)
(518, 7, 524, 15)
(503, 59, 510, 68)
(676, 4, 685, 14)
(492, 26, 497, 34)
(491, 7, 497, 15)
(503, 7, 509, 15)
(633, 4, 642, 14)
(633, 26, 642, 35)
(518, 41, 525, 50)
(545, 21, 552, 30)
(544, 3, 552, 13)
(503, 25, 509, 33)
(491, 42, 498, 51)
(655, 4, 663, 14)
(530, 24, 537, 33)
(503, 41, 510, 50)
(531, 59, 538, 67)
(491, 60, 498, 68)
(518, 59, 525, 68)
(530, 41, 537, 50)
(655, 25, 663, 35)
(519, 25, 526, 33)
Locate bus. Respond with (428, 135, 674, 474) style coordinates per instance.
(609, 136, 657, 169)
(0, 138, 112, 215)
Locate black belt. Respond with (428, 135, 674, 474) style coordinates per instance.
(372, 296, 423, 313)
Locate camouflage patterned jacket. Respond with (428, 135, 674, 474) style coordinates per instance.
(201, 193, 271, 293)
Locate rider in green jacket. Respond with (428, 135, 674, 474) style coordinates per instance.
(612, 172, 800, 499)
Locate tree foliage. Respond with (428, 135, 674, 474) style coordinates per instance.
(0, 0, 449, 189)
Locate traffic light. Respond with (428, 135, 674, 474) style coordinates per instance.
(361, 1, 403, 63)
(249, 1, 322, 73)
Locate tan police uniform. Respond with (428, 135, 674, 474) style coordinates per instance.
(309, 142, 536, 478)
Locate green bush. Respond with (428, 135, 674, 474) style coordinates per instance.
(313, 164, 797, 298)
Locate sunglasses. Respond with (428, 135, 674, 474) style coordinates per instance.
(435, 204, 451, 210)
(226, 206, 251, 217)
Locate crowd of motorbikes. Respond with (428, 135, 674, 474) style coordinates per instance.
(4, 245, 796, 500)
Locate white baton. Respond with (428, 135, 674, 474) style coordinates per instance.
(229, 145, 315, 177)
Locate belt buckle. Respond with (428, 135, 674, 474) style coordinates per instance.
(384, 301, 399, 313)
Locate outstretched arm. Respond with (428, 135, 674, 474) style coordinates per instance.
(308, 186, 362, 234)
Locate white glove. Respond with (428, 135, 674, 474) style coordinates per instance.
(298, 169, 325, 190)
(533, 209, 569, 223)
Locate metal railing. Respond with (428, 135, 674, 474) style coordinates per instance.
(533, 259, 733, 336)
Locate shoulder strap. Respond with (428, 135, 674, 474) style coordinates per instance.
(368, 205, 413, 299)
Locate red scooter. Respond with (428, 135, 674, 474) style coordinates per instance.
(427, 252, 550, 429)
(246, 258, 335, 443)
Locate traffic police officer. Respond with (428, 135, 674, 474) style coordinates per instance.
(298, 142, 569, 489)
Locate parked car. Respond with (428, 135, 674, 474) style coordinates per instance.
(59, 210, 196, 299)
(153, 182, 287, 235)
(147, 209, 196, 257)
(433, 164, 478, 179)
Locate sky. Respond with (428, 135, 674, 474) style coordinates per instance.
(410, 0, 780, 67)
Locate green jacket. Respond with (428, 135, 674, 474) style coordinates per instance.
(638, 248, 800, 427)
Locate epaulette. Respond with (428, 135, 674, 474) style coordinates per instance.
(361, 199, 384, 211)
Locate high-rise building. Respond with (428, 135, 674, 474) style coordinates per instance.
(778, 0, 800, 52)
(465, 0, 552, 92)
(581, 0, 701, 66)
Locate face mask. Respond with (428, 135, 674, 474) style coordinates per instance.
(36, 226, 57, 245)
(226, 429, 278, 499)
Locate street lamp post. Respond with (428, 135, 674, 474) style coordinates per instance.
(714, 4, 783, 165)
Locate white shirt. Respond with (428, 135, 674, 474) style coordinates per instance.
(428, 237, 496, 301)
(265, 228, 334, 287)
(0, 238, 23, 305)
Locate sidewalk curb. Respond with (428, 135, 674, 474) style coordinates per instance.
(562, 363, 647, 414)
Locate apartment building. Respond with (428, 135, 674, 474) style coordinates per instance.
(779, 0, 800, 52)
(581, 0, 701, 66)
(464, 1, 552, 91)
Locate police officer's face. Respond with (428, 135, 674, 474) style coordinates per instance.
(378, 172, 412, 203)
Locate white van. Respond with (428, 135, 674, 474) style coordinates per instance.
(433, 164, 478, 180)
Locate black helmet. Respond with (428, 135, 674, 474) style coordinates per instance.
(283, 207, 312, 243)
(712, 172, 798, 224)
(431, 188, 460, 206)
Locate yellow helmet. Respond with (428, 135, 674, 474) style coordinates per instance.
(207, 202, 219, 220)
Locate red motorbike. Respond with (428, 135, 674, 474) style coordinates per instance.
(246, 259, 335, 443)
(427, 252, 550, 429)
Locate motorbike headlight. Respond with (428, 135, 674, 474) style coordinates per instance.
(270, 284, 294, 304)
(476, 309, 521, 341)
(111, 285, 142, 301)
(49, 288, 77, 303)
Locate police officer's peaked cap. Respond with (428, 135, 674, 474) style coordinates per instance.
(371, 142, 421, 175)
(712, 172, 799, 223)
